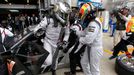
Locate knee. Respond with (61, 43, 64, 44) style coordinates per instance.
(45, 58, 52, 66)
(45, 54, 52, 65)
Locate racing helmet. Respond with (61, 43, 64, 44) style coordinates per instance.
(53, 2, 71, 25)
(79, 2, 104, 29)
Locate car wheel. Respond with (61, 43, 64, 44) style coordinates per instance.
(115, 55, 134, 75)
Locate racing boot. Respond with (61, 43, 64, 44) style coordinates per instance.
(64, 72, 76, 75)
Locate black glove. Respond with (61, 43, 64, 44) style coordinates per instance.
(57, 41, 68, 50)
(62, 41, 68, 49)
(63, 47, 69, 53)
(63, 41, 67, 45)
(57, 42, 64, 50)
(62, 41, 69, 53)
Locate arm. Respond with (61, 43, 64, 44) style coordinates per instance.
(76, 30, 86, 37)
(70, 24, 85, 37)
(122, 15, 131, 22)
(63, 26, 70, 42)
(119, 13, 131, 21)
(34, 17, 48, 33)
(5, 28, 14, 37)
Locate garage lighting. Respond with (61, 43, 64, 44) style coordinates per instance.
(27, 0, 29, 3)
(5, 0, 8, 2)
(9, 10, 19, 12)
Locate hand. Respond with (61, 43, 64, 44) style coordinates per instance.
(63, 41, 67, 45)
(63, 47, 68, 53)
(57, 41, 68, 50)
(61, 41, 68, 49)
(62, 41, 68, 53)
(57, 42, 64, 50)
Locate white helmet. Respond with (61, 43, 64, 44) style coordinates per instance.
(53, 2, 71, 25)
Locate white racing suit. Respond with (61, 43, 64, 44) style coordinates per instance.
(75, 18, 103, 75)
(34, 17, 69, 71)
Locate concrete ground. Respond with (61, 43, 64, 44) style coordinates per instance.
(40, 33, 120, 75)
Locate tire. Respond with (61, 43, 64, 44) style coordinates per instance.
(115, 55, 134, 75)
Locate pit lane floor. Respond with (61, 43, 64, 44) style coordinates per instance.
(40, 33, 133, 75)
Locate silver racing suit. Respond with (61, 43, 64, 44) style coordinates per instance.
(34, 16, 69, 70)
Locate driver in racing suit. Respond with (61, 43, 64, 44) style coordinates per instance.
(34, 2, 70, 75)
(71, 2, 104, 75)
